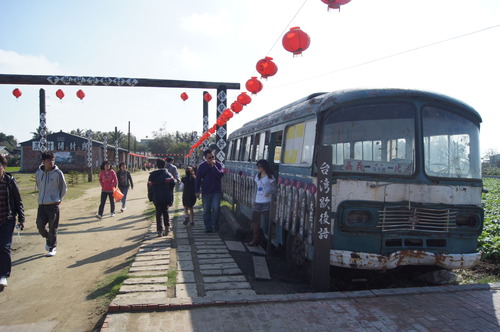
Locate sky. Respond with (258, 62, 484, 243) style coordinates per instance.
(0, 0, 499, 156)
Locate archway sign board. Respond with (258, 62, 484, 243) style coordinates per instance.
(0, 73, 240, 175)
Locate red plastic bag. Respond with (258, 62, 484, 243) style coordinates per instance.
(113, 187, 124, 202)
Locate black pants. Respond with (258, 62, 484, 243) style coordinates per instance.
(0, 219, 15, 277)
(98, 191, 115, 215)
(154, 202, 170, 232)
(36, 204, 60, 248)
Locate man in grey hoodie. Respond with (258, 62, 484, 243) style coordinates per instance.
(35, 151, 67, 257)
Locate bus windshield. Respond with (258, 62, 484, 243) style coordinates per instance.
(423, 106, 481, 179)
(321, 103, 415, 175)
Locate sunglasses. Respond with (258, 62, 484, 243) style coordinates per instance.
(207, 156, 215, 159)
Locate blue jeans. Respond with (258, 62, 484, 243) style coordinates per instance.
(202, 192, 221, 231)
(0, 219, 15, 277)
(119, 186, 129, 208)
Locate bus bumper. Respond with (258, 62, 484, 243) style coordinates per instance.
(330, 249, 481, 270)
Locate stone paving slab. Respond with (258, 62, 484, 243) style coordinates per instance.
(176, 283, 198, 298)
(204, 281, 252, 291)
(176, 252, 192, 260)
(225, 240, 246, 252)
(202, 275, 247, 283)
(201, 268, 243, 276)
(129, 264, 169, 272)
(123, 277, 168, 285)
(119, 284, 168, 293)
(245, 244, 267, 255)
(134, 254, 170, 261)
(128, 271, 169, 277)
(177, 271, 195, 283)
(197, 257, 237, 264)
(132, 259, 170, 267)
(199, 263, 239, 270)
(177, 261, 194, 270)
(204, 289, 257, 298)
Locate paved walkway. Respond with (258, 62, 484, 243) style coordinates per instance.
(101, 202, 500, 332)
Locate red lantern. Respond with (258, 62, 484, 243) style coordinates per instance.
(256, 56, 278, 79)
(76, 90, 85, 100)
(12, 88, 22, 99)
(216, 117, 227, 127)
(208, 125, 217, 134)
(282, 27, 310, 55)
(321, 0, 351, 10)
(246, 77, 263, 95)
(180, 92, 189, 101)
(237, 92, 252, 105)
(231, 101, 244, 113)
(203, 92, 212, 102)
(222, 108, 234, 120)
(56, 89, 65, 100)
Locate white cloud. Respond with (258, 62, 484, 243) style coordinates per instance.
(0, 50, 63, 75)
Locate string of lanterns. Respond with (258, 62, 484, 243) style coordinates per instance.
(185, 0, 351, 158)
(9, 87, 86, 100)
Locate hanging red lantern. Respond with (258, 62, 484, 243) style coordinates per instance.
(282, 27, 311, 55)
(222, 108, 234, 120)
(12, 88, 22, 99)
(180, 92, 189, 101)
(56, 89, 65, 100)
(237, 92, 252, 105)
(208, 125, 216, 134)
(321, 0, 351, 10)
(246, 77, 263, 95)
(203, 92, 212, 102)
(76, 89, 85, 100)
(231, 101, 244, 113)
(216, 117, 227, 127)
(256, 56, 278, 79)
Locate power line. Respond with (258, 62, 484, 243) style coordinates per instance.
(278, 23, 500, 87)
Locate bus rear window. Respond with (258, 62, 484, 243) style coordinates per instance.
(321, 103, 415, 175)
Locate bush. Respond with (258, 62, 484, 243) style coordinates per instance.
(479, 178, 500, 260)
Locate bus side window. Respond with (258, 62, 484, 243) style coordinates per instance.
(283, 119, 317, 165)
(241, 136, 252, 162)
(271, 131, 282, 164)
(227, 140, 234, 160)
(234, 138, 241, 161)
(256, 131, 268, 160)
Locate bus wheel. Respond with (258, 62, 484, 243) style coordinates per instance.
(286, 232, 306, 267)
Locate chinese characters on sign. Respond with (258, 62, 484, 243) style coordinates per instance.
(312, 146, 333, 291)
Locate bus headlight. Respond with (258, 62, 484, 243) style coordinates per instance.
(346, 210, 373, 226)
(456, 213, 479, 227)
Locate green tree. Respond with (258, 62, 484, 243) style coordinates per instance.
(0, 132, 18, 150)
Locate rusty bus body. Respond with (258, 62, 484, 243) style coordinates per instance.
(223, 89, 483, 270)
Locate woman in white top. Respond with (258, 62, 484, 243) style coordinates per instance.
(247, 159, 277, 246)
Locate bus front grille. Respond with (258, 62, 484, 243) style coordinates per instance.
(378, 205, 457, 232)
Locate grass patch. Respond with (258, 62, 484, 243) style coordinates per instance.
(166, 269, 178, 288)
(87, 265, 131, 302)
(11, 172, 100, 211)
(6, 166, 20, 172)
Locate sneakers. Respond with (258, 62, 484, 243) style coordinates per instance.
(0, 276, 7, 288)
(157, 231, 162, 237)
(47, 247, 57, 257)
(163, 229, 169, 236)
(95, 214, 102, 219)
(120, 206, 126, 212)
(110, 213, 115, 217)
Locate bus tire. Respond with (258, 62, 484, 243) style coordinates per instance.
(286, 232, 307, 268)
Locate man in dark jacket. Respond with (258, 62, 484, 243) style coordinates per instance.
(0, 155, 25, 289)
(147, 159, 175, 237)
(195, 149, 224, 233)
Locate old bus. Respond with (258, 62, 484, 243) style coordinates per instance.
(223, 89, 483, 271)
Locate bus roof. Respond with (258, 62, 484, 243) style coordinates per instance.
(229, 88, 481, 139)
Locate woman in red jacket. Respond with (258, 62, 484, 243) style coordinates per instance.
(96, 161, 118, 219)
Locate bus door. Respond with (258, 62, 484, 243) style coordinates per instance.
(268, 131, 282, 177)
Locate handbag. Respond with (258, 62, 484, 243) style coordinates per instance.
(113, 187, 124, 202)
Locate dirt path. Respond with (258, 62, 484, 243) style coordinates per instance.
(0, 170, 153, 332)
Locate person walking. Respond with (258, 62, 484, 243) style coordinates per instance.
(0, 155, 25, 289)
(165, 157, 180, 206)
(181, 166, 197, 226)
(195, 149, 224, 233)
(247, 159, 277, 246)
(116, 162, 133, 212)
(96, 161, 118, 219)
(35, 151, 67, 257)
(147, 159, 175, 237)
